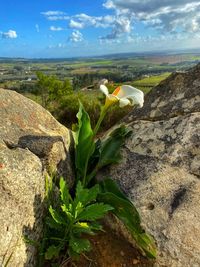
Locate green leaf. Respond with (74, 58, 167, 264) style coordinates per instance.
(100, 178, 131, 203)
(73, 222, 94, 235)
(59, 177, 70, 206)
(68, 247, 80, 260)
(90, 222, 104, 232)
(69, 236, 91, 254)
(77, 203, 113, 221)
(86, 125, 132, 184)
(98, 181, 156, 259)
(49, 206, 66, 225)
(61, 204, 73, 221)
(45, 245, 61, 260)
(85, 184, 100, 204)
(74, 181, 85, 205)
(75, 202, 84, 218)
(74, 102, 95, 181)
(45, 216, 63, 231)
(74, 181, 99, 206)
(98, 125, 132, 168)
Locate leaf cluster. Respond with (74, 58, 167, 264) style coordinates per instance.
(44, 178, 113, 261)
(37, 102, 156, 266)
(73, 103, 157, 259)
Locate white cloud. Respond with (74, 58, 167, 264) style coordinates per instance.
(69, 13, 115, 29)
(50, 26, 64, 31)
(42, 1, 200, 43)
(41, 11, 66, 16)
(35, 24, 40, 33)
(103, 0, 200, 34)
(70, 30, 83, 42)
(101, 16, 132, 40)
(69, 19, 84, 29)
(2, 30, 17, 39)
(45, 16, 70, 21)
(41, 10, 69, 21)
(48, 43, 67, 49)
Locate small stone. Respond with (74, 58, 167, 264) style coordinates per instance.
(120, 250, 125, 257)
(132, 259, 140, 265)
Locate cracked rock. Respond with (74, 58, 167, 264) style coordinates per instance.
(0, 89, 73, 267)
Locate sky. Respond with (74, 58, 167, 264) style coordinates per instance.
(1, 0, 200, 58)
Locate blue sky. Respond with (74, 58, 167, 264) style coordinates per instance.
(1, 0, 200, 58)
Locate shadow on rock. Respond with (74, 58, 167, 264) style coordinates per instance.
(22, 194, 47, 267)
(17, 134, 74, 181)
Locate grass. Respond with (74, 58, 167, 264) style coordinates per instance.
(130, 72, 171, 94)
(132, 72, 171, 86)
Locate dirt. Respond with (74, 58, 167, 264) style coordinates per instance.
(61, 225, 154, 267)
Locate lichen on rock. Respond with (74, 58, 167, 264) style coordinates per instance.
(104, 64, 200, 267)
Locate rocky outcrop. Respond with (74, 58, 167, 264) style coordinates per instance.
(125, 63, 200, 121)
(104, 64, 200, 266)
(0, 89, 72, 266)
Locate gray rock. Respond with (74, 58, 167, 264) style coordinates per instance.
(103, 64, 200, 266)
(0, 89, 72, 266)
(125, 63, 200, 122)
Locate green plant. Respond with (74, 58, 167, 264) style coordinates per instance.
(44, 178, 113, 262)
(73, 102, 156, 258)
(36, 72, 73, 108)
(39, 83, 156, 265)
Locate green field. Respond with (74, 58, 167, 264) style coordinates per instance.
(131, 72, 171, 93)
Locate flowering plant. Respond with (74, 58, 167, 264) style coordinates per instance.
(73, 82, 156, 258)
(43, 82, 156, 264)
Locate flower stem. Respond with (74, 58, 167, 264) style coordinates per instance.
(93, 106, 108, 137)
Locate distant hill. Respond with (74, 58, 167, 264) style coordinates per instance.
(1, 48, 200, 63)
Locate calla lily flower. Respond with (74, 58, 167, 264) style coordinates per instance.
(100, 84, 144, 108)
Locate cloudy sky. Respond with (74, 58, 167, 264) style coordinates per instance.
(1, 0, 200, 58)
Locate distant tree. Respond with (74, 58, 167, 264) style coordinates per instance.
(72, 74, 95, 90)
(36, 72, 73, 108)
(13, 65, 23, 72)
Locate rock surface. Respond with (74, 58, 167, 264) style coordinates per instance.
(0, 89, 72, 267)
(125, 63, 200, 121)
(104, 64, 200, 267)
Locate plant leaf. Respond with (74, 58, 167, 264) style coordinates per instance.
(86, 125, 132, 184)
(68, 247, 80, 260)
(49, 206, 66, 225)
(74, 102, 95, 181)
(59, 177, 69, 206)
(90, 222, 104, 232)
(77, 203, 113, 221)
(98, 180, 157, 259)
(69, 236, 91, 254)
(100, 178, 131, 203)
(85, 184, 100, 204)
(75, 202, 84, 218)
(98, 125, 132, 168)
(73, 222, 94, 235)
(61, 204, 73, 221)
(45, 216, 63, 231)
(45, 245, 61, 260)
(74, 181, 99, 206)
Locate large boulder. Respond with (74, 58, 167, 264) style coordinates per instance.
(104, 64, 200, 267)
(0, 89, 72, 266)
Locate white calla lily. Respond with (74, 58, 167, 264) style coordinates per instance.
(100, 84, 144, 108)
